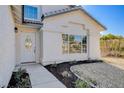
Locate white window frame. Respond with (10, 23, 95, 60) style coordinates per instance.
(62, 34, 88, 54)
(81, 35, 87, 53)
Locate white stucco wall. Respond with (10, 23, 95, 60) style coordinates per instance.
(36, 31, 41, 63)
(15, 31, 21, 65)
(42, 10, 102, 65)
(0, 6, 15, 87)
(42, 31, 88, 65)
(89, 29, 101, 59)
(42, 5, 69, 13)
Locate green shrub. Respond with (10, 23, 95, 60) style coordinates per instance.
(74, 79, 89, 88)
(8, 68, 31, 88)
(88, 78, 97, 86)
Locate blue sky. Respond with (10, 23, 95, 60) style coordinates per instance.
(83, 5, 124, 36)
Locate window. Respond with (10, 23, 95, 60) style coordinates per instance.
(82, 36, 87, 53)
(62, 34, 87, 54)
(25, 35, 32, 49)
(69, 35, 81, 53)
(24, 5, 38, 20)
(62, 34, 68, 54)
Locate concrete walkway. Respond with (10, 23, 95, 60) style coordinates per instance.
(20, 63, 66, 88)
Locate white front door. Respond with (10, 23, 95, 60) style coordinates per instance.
(20, 32, 36, 63)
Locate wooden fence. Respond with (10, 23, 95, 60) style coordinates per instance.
(100, 39, 124, 58)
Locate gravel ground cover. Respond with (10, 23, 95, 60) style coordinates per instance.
(71, 62, 124, 88)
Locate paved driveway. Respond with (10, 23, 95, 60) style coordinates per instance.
(71, 62, 124, 88)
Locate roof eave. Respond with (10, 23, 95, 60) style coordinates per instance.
(44, 6, 107, 31)
(80, 8, 107, 31)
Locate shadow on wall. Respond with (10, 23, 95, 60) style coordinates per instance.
(0, 5, 15, 87)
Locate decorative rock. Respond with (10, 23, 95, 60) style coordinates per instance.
(61, 71, 68, 77)
(61, 71, 72, 78)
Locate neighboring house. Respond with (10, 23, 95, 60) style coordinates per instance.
(0, 5, 106, 87)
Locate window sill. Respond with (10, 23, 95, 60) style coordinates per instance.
(62, 53, 87, 55)
(23, 19, 42, 25)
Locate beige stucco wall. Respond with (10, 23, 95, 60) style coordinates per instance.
(42, 10, 102, 65)
(0, 6, 15, 87)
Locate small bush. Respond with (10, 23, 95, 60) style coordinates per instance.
(89, 79, 97, 86)
(8, 68, 31, 88)
(74, 79, 89, 88)
(87, 78, 97, 86)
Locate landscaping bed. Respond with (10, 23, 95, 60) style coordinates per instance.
(45, 60, 102, 88)
(8, 68, 31, 88)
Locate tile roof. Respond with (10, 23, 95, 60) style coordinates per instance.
(23, 19, 43, 25)
(44, 6, 82, 17)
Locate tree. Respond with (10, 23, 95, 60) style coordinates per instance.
(100, 33, 123, 40)
(100, 33, 124, 57)
(69, 35, 75, 42)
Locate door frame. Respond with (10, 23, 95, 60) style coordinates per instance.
(20, 31, 36, 63)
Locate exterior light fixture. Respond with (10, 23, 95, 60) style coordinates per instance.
(14, 27, 18, 33)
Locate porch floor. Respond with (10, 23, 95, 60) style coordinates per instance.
(16, 63, 66, 88)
